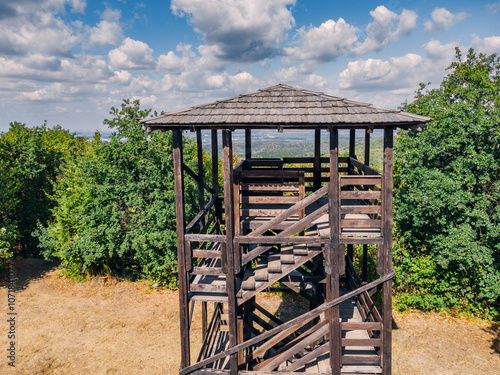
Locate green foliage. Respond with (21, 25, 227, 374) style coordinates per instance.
(394, 48, 500, 318)
(0, 122, 82, 261)
(36, 100, 204, 285)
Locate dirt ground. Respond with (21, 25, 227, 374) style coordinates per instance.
(1, 258, 499, 375)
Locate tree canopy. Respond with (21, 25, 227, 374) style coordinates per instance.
(394, 48, 500, 318)
(36, 100, 207, 285)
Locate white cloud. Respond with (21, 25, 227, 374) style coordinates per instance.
(157, 51, 183, 73)
(282, 18, 358, 67)
(352, 6, 417, 56)
(108, 38, 155, 70)
(171, 0, 296, 62)
(87, 9, 123, 48)
(425, 8, 468, 33)
(71, 0, 86, 14)
(470, 35, 500, 55)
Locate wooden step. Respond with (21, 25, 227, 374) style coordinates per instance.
(293, 244, 308, 255)
(281, 245, 295, 264)
(268, 252, 282, 273)
(241, 267, 255, 290)
(254, 257, 269, 281)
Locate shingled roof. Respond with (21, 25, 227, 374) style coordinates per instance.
(141, 84, 431, 131)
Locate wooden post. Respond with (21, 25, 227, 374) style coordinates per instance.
(364, 129, 371, 167)
(222, 130, 239, 375)
(349, 129, 356, 159)
(362, 244, 368, 282)
(382, 127, 394, 374)
(245, 129, 251, 160)
(172, 130, 190, 369)
(314, 129, 321, 191)
(201, 301, 208, 339)
(328, 127, 341, 375)
(196, 130, 205, 226)
(212, 130, 221, 233)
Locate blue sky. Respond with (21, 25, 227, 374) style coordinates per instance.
(0, 0, 499, 133)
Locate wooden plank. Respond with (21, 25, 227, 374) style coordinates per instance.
(193, 250, 222, 259)
(341, 322, 382, 331)
(185, 234, 226, 242)
(341, 205, 381, 214)
(189, 293, 228, 303)
(342, 338, 381, 347)
(240, 170, 300, 178)
(179, 272, 395, 375)
(293, 244, 308, 255)
(190, 283, 227, 293)
(254, 257, 268, 281)
(255, 323, 329, 371)
(342, 355, 381, 365)
(240, 183, 300, 192)
(241, 267, 255, 290)
(191, 267, 223, 276)
(340, 176, 382, 185)
(237, 236, 325, 245)
(341, 219, 382, 228)
(173, 130, 191, 369)
(350, 158, 381, 176)
(281, 246, 295, 264)
(280, 341, 329, 372)
(222, 129, 238, 374)
(249, 312, 315, 361)
(268, 251, 282, 273)
(248, 184, 329, 237)
(340, 190, 382, 200)
(241, 196, 299, 204)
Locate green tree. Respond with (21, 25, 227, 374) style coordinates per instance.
(0, 122, 82, 261)
(37, 100, 206, 285)
(394, 48, 500, 317)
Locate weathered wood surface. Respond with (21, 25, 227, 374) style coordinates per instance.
(181, 272, 394, 375)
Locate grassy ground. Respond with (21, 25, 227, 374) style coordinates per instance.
(1, 258, 499, 375)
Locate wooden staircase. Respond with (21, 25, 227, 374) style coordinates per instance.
(189, 242, 323, 305)
(237, 244, 323, 304)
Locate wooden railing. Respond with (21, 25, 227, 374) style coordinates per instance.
(180, 271, 395, 375)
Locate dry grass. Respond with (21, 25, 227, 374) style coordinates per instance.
(1, 258, 499, 374)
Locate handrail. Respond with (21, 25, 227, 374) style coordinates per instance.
(179, 270, 396, 375)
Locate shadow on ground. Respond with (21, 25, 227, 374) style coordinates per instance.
(0, 257, 60, 291)
(485, 322, 500, 354)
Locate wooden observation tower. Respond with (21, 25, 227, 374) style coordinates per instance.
(141, 84, 431, 375)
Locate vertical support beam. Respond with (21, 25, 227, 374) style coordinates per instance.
(314, 129, 321, 190)
(362, 244, 368, 282)
(347, 244, 353, 263)
(201, 301, 208, 339)
(212, 130, 221, 233)
(211, 130, 219, 198)
(245, 129, 252, 160)
(328, 127, 341, 375)
(382, 127, 394, 374)
(196, 130, 205, 226)
(364, 129, 371, 167)
(172, 130, 190, 369)
(222, 130, 239, 375)
(349, 129, 356, 159)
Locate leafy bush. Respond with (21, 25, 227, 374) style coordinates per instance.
(0, 122, 82, 261)
(36, 100, 205, 286)
(394, 48, 500, 318)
